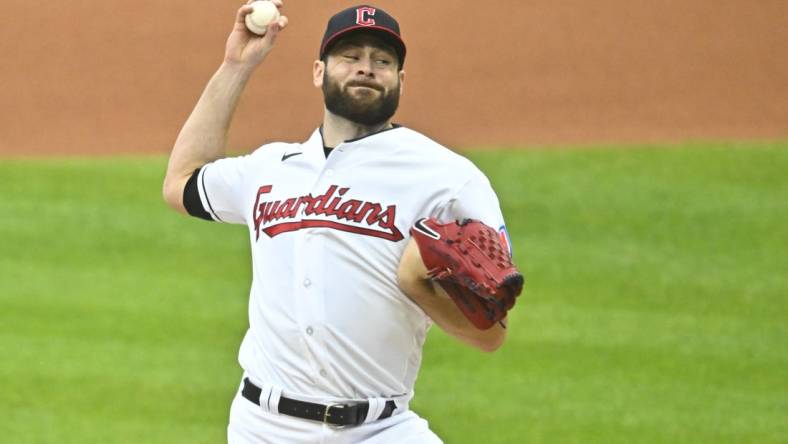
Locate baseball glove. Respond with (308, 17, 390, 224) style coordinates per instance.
(410, 218, 523, 330)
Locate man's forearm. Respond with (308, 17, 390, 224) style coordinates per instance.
(403, 277, 507, 352)
(163, 63, 254, 212)
(167, 63, 253, 178)
(397, 239, 507, 352)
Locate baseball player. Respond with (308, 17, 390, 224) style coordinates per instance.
(163, 2, 521, 443)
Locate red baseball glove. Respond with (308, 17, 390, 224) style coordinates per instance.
(410, 218, 523, 330)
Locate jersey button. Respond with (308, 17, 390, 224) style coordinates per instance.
(320, 369, 328, 377)
(326, 169, 334, 177)
(306, 326, 314, 335)
(303, 278, 312, 288)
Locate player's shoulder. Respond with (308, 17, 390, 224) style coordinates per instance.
(246, 141, 299, 162)
(391, 127, 483, 174)
(212, 141, 300, 171)
(203, 141, 300, 178)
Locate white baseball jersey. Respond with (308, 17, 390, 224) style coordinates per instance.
(194, 126, 508, 405)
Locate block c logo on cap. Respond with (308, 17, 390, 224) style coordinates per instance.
(356, 7, 376, 26)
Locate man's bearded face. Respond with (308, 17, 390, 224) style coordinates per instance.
(322, 69, 401, 126)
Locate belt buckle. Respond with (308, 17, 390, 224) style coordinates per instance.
(323, 403, 348, 428)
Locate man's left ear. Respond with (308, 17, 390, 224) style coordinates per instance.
(399, 70, 406, 96)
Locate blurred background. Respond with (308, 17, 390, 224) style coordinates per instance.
(1, 1, 786, 443)
(1, 0, 786, 155)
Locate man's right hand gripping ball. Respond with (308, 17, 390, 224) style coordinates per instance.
(409, 218, 524, 330)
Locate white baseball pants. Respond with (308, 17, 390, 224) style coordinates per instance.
(227, 389, 443, 444)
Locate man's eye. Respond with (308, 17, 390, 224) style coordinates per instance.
(344, 55, 359, 60)
(376, 59, 391, 65)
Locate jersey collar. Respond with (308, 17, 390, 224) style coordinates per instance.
(317, 124, 403, 149)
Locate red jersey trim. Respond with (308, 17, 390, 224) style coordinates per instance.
(263, 219, 404, 242)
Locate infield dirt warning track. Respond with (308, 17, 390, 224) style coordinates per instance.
(1, 0, 786, 155)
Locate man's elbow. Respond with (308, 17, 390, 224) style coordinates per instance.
(162, 175, 187, 213)
(468, 327, 507, 353)
(477, 336, 505, 353)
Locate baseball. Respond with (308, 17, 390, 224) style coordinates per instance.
(245, 1, 280, 36)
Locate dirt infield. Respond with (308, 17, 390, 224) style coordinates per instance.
(1, 0, 786, 155)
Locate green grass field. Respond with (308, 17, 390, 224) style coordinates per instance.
(1, 142, 786, 443)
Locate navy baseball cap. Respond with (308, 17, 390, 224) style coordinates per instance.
(319, 5, 406, 68)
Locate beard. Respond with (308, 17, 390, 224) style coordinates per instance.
(322, 72, 400, 126)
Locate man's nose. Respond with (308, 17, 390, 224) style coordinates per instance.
(355, 58, 375, 77)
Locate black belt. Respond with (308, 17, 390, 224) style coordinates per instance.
(241, 378, 397, 427)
